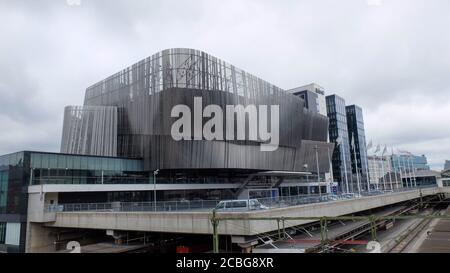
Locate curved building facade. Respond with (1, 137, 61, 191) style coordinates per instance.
(61, 48, 333, 172)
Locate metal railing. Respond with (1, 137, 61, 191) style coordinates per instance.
(45, 185, 437, 213)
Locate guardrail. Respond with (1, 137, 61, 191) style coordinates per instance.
(45, 185, 437, 213)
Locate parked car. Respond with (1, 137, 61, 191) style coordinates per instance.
(341, 193, 356, 199)
(327, 195, 339, 201)
(215, 199, 269, 211)
(319, 195, 331, 202)
(368, 190, 384, 196)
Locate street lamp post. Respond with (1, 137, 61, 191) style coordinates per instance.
(380, 155, 386, 191)
(303, 164, 310, 195)
(381, 147, 387, 192)
(314, 145, 322, 197)
(410, 155, 417, 187)
(387, 160, 394, 191)
(400, 155, 410, 188)
(406, 154, 417, 188)
(29, 167, 34, 186)
(327, 146, 334, 186)
(337, 137, 350, 194)
(364, 149, 371, 192)
(153, 169, 159, 211)
(395, 152, 404, 188)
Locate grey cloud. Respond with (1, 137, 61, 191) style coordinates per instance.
(0, 0, 449, 169)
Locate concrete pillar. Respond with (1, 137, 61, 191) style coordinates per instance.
(25, 222, 56, 253)
(242, 246, 252, 253)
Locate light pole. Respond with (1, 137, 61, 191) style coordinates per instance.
(303, 164, 310, 195)
(327, 146, 334, 186)
(410, 154, 417, 187)
(153, 169, 159, 211)
(406, 153, 417, 188)
(381, 147, 387, 192)
(29, 167, 34, 186)
(364, 145, 371, 192)
(314, 145, 321, 197)
(337, 137, 350, 194)
(372, 145, 379, 190)
(387, 157, 394, 191)
(395, 152, 404, 188)
(399, 154, 407, 187)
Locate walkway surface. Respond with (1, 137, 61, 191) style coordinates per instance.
(417, 205, 450, 253)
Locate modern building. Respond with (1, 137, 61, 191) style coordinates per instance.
(346, 105, 370, 191)
(402, 169, 440, 187)
(444, 160, 450, 171)
(287, 83, 332, 183)
(326, 95, 352, 193)
(391, 154, 430, 173)
(0, 151, 144, 252)
(368, 151, 434, 189)
(367, 155, 402, 190)
(326, 96, 371, 193)
(0, 48, 336, 252)
(287, 83, 327, 117)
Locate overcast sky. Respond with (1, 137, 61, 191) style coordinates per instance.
(0, 0, 449, 169)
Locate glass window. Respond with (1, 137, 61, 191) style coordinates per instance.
(228, 201, 247, 208)
(80, 156, 88, 169)
(57, 155, 67, 169)
(31, 153, 42, 169)
(114, 159, 122, 171)
(41, 154, 50, 168)
(65, 156, 74, 170)
(87, 157, 96, 170)
(72, 156, 81, 170)
(49, 155, 58, 169)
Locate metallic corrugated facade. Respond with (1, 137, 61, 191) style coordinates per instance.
(61, 106, 117, 156)
(62, 48, 333, 172)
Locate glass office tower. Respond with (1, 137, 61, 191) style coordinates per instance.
(326, 95, 352, 193)
(346, 105, 369, 191)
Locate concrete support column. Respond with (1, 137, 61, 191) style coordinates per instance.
(25, 222, 56, 253)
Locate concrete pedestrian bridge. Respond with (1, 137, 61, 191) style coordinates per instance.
(36, 187, 450, 236)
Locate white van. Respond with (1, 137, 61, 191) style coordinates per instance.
(215, 199, 269, 211)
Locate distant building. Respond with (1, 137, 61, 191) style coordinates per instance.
(326, 94, 353, 192)
(367, 155, 402, 190)
(391, 154, 430, 173)
(346, 105, 370, 191)
(402, 169, 440, 187)
(444, 160, 450, 171)
(289, 83, 335, 183)
(287, 83, 327, 116)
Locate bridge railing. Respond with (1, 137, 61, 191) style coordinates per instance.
(45, 185, 437, 213)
